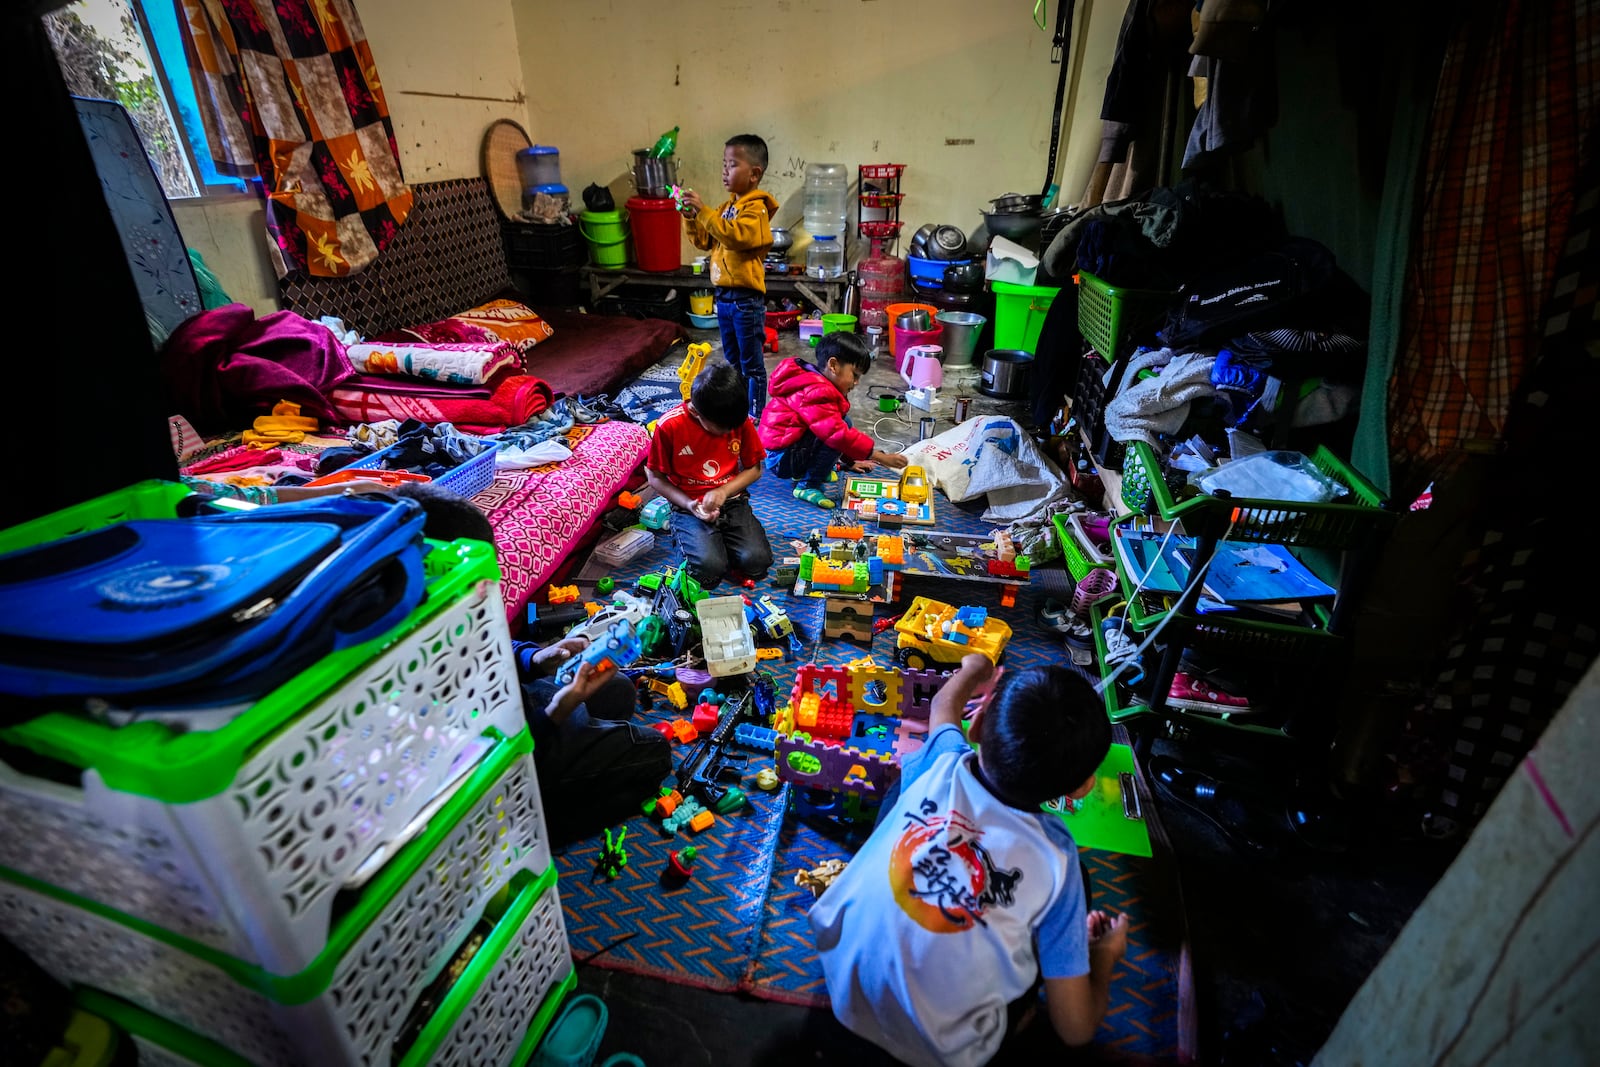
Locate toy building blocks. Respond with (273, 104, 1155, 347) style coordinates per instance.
(643, 787, 684, 818)
(893, 595, 1012, 668)
(875, 535, 907, 569)
(548, 584, 579, 604)
(662, 795, 712, 835)
(733, 722, 779, 752)
(556, 618, 643, 685)
(643, 676, 689, 710)
(826, 521, 865, 541)
(677, 341, 712, 401)
(824, 597, 874, 642)
(651, 719, 699, 744)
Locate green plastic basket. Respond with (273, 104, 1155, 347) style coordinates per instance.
(1118, 442, 1393, 551)
(0, 481, 505, 803)
(990, 281, 1061, 354)
(1075, 270, 1177, 361)
(1052, 512, 1116, 583)
(76, 987, 257, 1067)
(1087, 602, 1151, 726)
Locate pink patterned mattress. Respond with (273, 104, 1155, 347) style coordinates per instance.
(476, 418, 649, 624)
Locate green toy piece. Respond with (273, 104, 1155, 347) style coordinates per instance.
(597, 576, 615, 594)
(595, 827, 629, 881)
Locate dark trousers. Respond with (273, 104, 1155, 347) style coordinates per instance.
(765, 430, 844, 491)
(715, 286, 768, 417)
(522, 672, 671, 847)
(670, 492, 772, 588)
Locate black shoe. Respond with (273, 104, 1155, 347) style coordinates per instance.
(1149, 755, 1281, 858)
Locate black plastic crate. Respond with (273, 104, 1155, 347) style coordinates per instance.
(1071, 345, 1128, 471)
(595, 283, 685, 322)
(501, 219, 585, 271)
(510, 265, 583, 309)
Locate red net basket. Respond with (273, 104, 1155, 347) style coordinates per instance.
(858, 220, 903, 239)
(860, 163, 906, 180)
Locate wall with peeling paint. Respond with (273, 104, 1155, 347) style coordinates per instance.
(515, 0, 1124, 265)
(170, 0, 1121, 312)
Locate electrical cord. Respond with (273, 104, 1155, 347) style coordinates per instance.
(1095, 514, 1239, 696)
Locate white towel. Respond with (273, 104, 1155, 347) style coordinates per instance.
(1103, 350, 1218, 449)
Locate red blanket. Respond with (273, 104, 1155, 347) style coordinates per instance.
(326, 371, 554, 433)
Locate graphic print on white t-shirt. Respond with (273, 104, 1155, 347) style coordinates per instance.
(890, 797, 1023, 932)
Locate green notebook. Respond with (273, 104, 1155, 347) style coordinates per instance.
(1044, 743, 1152, 857)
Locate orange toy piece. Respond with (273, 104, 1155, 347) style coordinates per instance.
(764, 326, 779, 353)
(688, 809, 716, 833)
(826, 522, 865, 540)
(876, 535, 906, 568)
(548, 584, 579, 604)
(618, 490, 643, 510)
(797, 692, 821, 729)
(644, 787, 683, 818)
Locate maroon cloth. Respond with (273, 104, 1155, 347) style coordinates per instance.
(161, 304, 355, 432)
(518, 308, 684, 396)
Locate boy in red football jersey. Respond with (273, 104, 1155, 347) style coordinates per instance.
(645, 360, 773, 588)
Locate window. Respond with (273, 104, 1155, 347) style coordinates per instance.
(46, 0, 249, 199)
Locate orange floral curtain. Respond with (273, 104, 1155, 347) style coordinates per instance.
(176, 0, 412, 278)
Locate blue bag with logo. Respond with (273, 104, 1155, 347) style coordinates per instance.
(0, 494, 428, 709)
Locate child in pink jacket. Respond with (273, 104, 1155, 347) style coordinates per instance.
(757, 333, 907, 508)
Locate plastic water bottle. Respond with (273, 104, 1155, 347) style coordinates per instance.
(807, 235, 844, 279)
(649, 126, 679, 159)
(803, 162, 849, 240)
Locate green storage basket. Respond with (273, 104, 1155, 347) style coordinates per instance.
(1075, 270, 1177, 361)
(990, 281, 1061, 355)
(1052, 511, 1116, 584)
(1118, 442, 1393, 551)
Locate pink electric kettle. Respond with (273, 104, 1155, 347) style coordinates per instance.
(901, 345, 944, 391)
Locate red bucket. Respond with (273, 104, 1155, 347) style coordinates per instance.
(626, 196, 681, 272)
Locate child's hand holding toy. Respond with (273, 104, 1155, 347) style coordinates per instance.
(678, 186, 704, 217)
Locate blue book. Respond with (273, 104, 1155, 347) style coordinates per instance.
(1175, 542, 1336, 606)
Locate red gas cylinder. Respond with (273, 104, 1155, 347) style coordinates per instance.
(626, 196, 681, 272)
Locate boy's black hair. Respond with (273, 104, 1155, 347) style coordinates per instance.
(392, 481, 496, 545)
(726, 134, 768, 173)
(690, 360, 750, 430)
(816, 331, 872, 373)
(979, 664, 1113, 809)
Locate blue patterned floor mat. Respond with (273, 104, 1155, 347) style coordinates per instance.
(553, 459, 1191, 1059)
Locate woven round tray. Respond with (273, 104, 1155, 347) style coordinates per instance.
(481, 118, 533, 220)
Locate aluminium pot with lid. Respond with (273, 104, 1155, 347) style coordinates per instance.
(978, 348, 1034, 399)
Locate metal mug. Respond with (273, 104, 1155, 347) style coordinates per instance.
(919, 417, 936, 441)
(953, 395, 973, 422)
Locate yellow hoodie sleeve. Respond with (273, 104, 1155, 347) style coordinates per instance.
(685, 211, 714, 252)
(693, 192, 774, 252)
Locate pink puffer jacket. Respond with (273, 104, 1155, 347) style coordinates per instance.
(756, 358, 875, 462)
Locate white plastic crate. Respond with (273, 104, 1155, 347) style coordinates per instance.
(0, 577, 525, 975)
(0, 752, 560, 1067)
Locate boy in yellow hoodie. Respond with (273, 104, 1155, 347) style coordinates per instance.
(680, 134, 779, 417)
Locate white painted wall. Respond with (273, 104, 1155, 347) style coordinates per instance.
(168, 0, 1125, 314)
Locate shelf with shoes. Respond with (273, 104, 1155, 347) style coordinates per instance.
(1086, 439, 1397, 749)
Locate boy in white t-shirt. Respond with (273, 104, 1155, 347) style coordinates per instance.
(809, 655, 1128, 1067)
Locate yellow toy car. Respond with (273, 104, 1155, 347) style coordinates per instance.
(898, 465, 930, 505)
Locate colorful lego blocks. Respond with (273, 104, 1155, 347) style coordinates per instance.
(548, 584, 579, 604)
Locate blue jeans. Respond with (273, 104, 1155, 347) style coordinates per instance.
(715, 286, 767, 417)
(670, 492, 772, 588)
(765, 431, 842, 491)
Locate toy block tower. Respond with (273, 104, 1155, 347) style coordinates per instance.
(824, 598, 874, 642)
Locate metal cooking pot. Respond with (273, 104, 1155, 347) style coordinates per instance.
(896, 308, 933, 332)
(927, 224, 968, 259)
(978, 348, 1035, 399)
(990, 192, 1043, 213)
(941, 261, 983, 293)
(980, 210, 1045, 245)
(631, 149, 678, 198)
(769, 227, 793, 255)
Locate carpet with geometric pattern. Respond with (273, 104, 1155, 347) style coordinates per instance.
(550, 422, 1194, 1061)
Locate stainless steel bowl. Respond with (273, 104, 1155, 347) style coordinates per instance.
(769, 227, 793, 255)
(909, 223, 936, 256)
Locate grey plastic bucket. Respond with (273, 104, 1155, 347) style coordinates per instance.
(935, 311, 986, 369)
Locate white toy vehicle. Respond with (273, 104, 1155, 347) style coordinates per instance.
(696, 594, 758, 677)
(567, 591, 653, 643)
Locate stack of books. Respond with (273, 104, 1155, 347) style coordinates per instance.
(1113, 526, 1337, 626)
